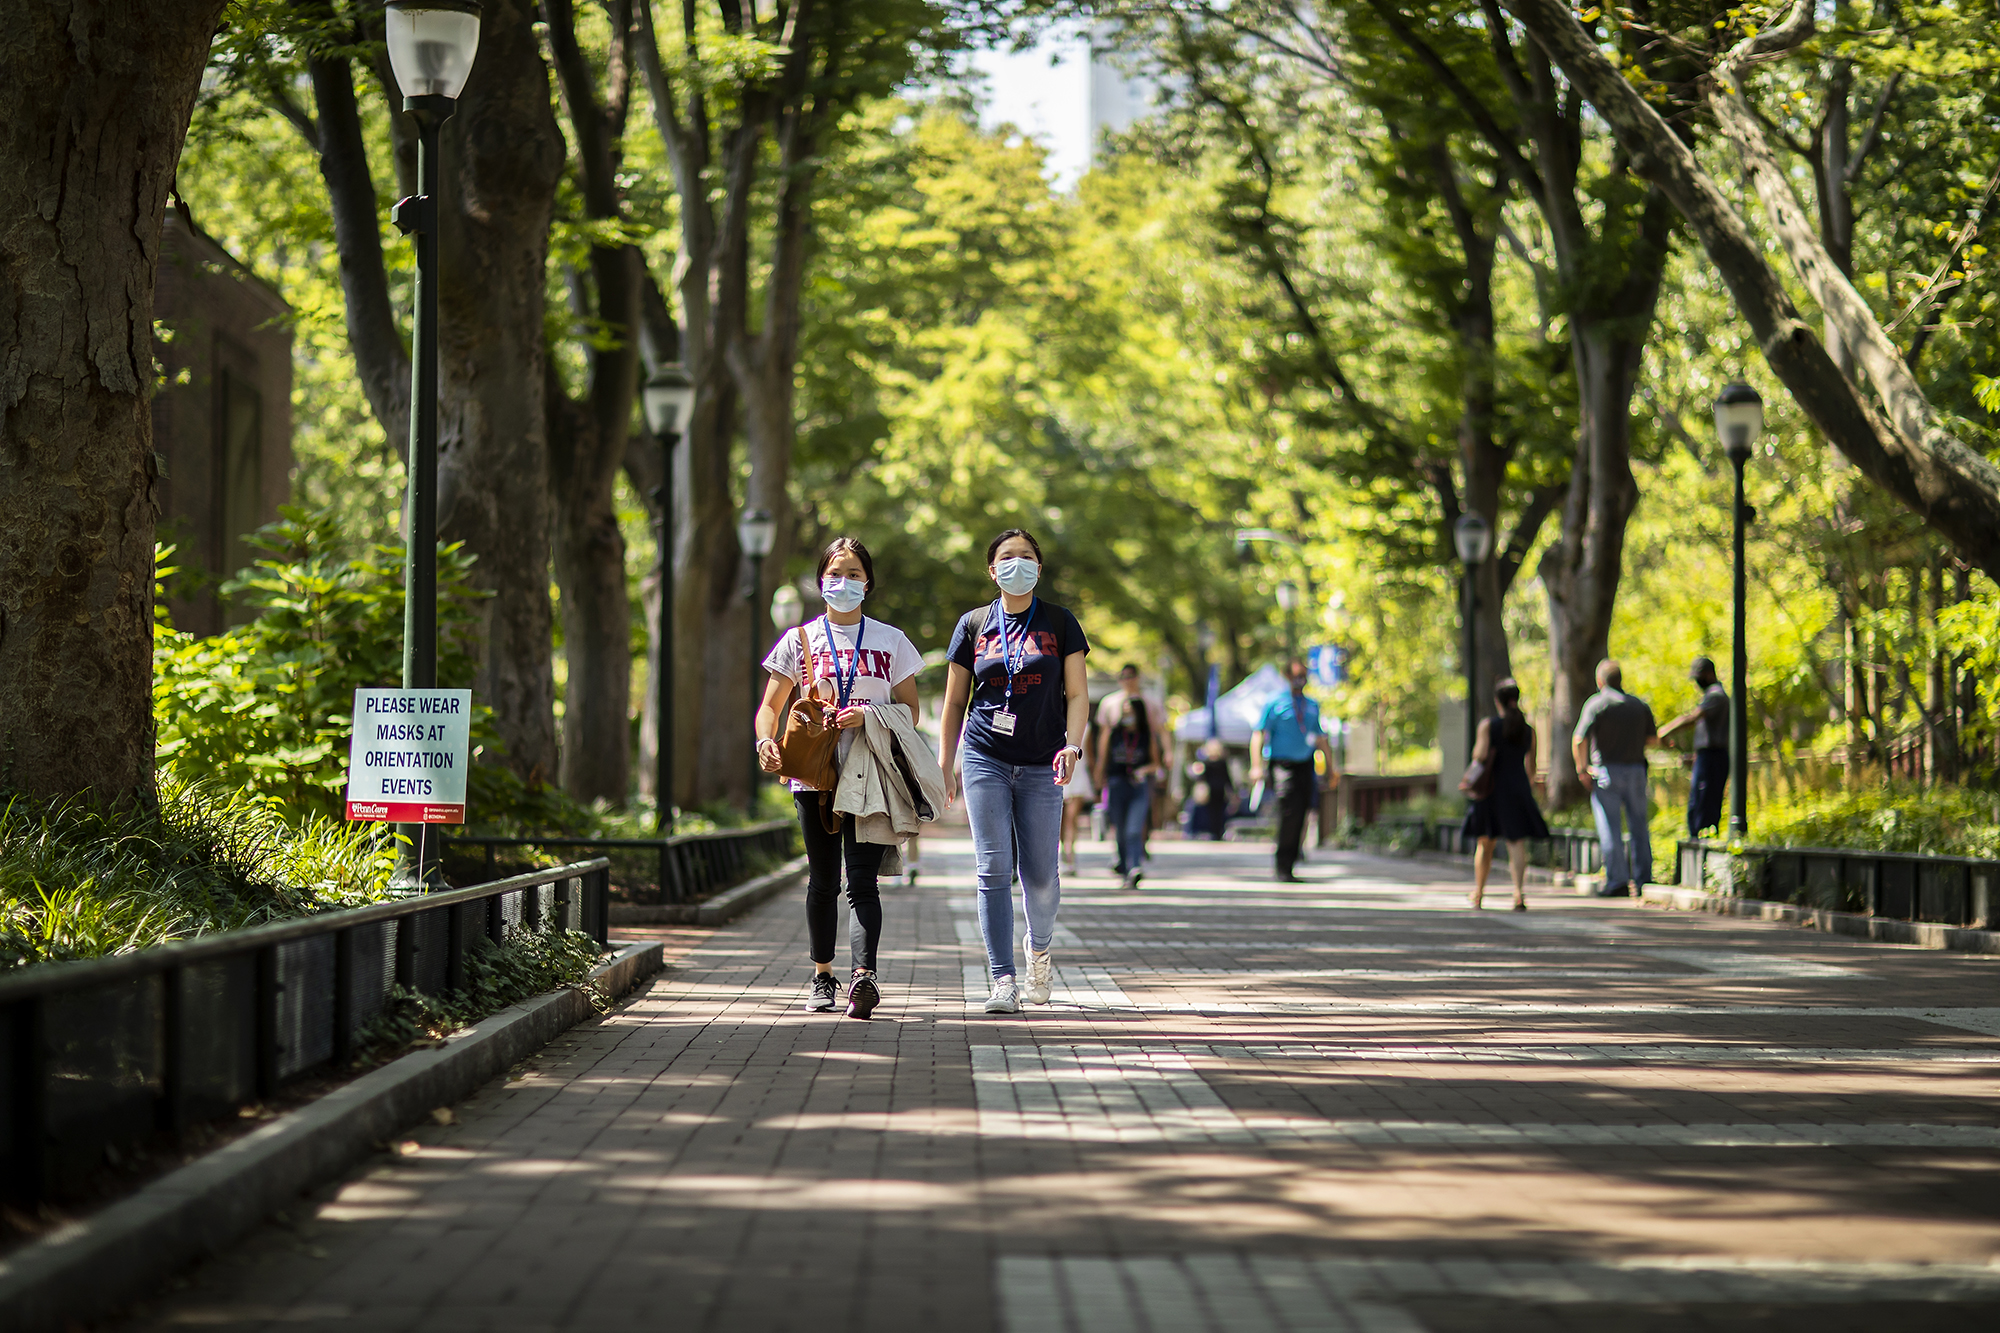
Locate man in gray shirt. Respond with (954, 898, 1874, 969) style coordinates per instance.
(1569, 659, 1658, 895)
(1661, 657, 1729, 837)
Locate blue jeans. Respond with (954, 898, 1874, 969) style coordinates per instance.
(1591, 762, 1652, 887)
(1105, 773, 1151, 873)
(963, 745, 1063, 979)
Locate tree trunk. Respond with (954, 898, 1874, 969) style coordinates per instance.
(0, 0, 227, 803)
(1538, 321, 1647, 808)
(431, 0, 564, 788)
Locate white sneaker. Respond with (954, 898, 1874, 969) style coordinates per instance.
(984, 976, 1021, 1014)
(1023, 932, 1053, 1005)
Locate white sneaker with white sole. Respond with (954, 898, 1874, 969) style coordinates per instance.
(1023, 932, 1053, 1004)
(984, 976, 1021, 1014)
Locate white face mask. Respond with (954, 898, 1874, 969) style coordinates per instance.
(993, 556, 1040, 596)
(821, 576, 866, 613)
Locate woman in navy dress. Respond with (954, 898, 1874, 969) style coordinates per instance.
(1461, 677, 1550, 910)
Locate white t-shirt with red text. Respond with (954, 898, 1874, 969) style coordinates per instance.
(761, 615, 923, 790)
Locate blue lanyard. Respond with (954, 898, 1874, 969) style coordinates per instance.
(994, 597, 1037, 706)
(822, 615, 867, 709)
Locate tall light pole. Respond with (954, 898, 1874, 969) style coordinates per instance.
(1453, 512, 1493, 781)
(1275, 580, 1300, 658)
(384, 0, 480, 888)
(641, 365, 695, 834)
(737, 507, 778, 815)
(1714, 383, 1764, 838)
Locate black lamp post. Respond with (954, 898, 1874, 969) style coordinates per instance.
(641, 365, 695, 835)
(1453, 512, 1493, 781)
(737, 507, 777, 815)
(384, 0, 480, 888)
(1275, 580, 1300, 658)
(1714, 383, 1765, 837)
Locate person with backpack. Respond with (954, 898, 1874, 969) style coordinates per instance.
(938, 529, 1091, 1015)
(753, 538, 922, 1019)
(1461, 677, 1550, 910)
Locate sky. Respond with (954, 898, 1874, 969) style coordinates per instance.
(963, 23, 1095, 189)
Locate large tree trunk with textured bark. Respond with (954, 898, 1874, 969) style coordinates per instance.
(430, 0, 563, 789)
(0, 0, 227, 803)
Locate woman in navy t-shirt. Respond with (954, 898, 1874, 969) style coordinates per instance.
(939, 529, 1090, 1015)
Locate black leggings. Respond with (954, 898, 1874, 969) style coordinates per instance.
(797, 793, 887, 973)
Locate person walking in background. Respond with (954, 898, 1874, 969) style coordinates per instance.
(939, 529, 1091, 1015)
(1098, 692, 1164, 889)
(1660, 656, 1730, 837)
(1059, 716, 1098, 875)
(1096, 664, 1167, 871)
(1188, 738, 1235, 840)
(753, 538, 922, 1019)
(1461, 678, 1549, 910)
(1570, 659, 1659, 897)
(1250, 658, 1338, 883)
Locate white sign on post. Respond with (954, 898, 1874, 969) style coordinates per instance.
(344, 688, 472, 824)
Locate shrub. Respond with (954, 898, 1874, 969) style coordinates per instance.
(351, 925, 607, 1061)
(0, 772, 398, 968)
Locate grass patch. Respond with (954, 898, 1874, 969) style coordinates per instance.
(0, 770, 397, 969)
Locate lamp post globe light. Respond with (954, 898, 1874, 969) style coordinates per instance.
(1452, 512, 1493, 788)
(641, 364, 695, 833)
(1714, 383, 1764, 837)
(737, 508, 778, 814)
(383, 0, 481, 888)
(770, 583, 805, 633)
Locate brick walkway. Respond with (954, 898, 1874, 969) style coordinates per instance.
(126, 837, 2000, 1331)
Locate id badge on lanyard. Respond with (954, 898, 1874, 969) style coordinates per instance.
(992, 598, 1034, 736)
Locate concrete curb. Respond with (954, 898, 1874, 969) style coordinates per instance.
(1639, 884, 2000, 954)
(609, 855, 808, 926)
(0, 941, 664, 1333)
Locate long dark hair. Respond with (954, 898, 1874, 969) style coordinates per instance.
(1116, 693, 1152, 755)
(1493, 677, 1529, 744)
(816, 536, 875, 589)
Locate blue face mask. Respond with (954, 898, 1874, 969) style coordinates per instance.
(821, 576, 866, 613)
(993, 556, 1040, 597)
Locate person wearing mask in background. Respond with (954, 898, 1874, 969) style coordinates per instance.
(1098, 692, 1165, 889)
(939, 529, 1091, 1015)
(1059, 716, 1099, 875)
(1249, 658, 1339, 883)
(1659, 656, 1730, 837)
(1570, 658, 1659, 897)
(1096, 664, 1167, 873)
(1461, 678, 1549, 910)
(754, 538, 922, 1019)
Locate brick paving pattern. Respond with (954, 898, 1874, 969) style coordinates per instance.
(124, 838, 2000, 1331)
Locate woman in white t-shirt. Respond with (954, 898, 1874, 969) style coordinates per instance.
(752, 538, 922, 1020)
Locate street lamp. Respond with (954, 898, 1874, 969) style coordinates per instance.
(1714, 383, 1764, 837)
(770, 583, 805, 634)
(1452, 512, 1493, 784)
(1275, 580, 1299, 657)
(384, 0, 481, 888)
(641, 363, 695, 834)
(737, 507, 778, 814)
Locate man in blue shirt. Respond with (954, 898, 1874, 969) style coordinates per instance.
(1250, 658, 1339, 882)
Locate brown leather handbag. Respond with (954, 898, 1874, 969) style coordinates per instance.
(774, 624, 840, 793)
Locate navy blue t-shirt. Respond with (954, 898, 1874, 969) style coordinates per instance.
(947, 599, 1090, 766)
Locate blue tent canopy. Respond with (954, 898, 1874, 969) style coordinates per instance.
(1177, 663, 1290, 745)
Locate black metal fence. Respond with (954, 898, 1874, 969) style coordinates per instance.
(443, 818, 796, 906)
(1431, 823, 1627, 875)
(1678, 838, 1998, 927)
(0, 859, 610, 1204)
